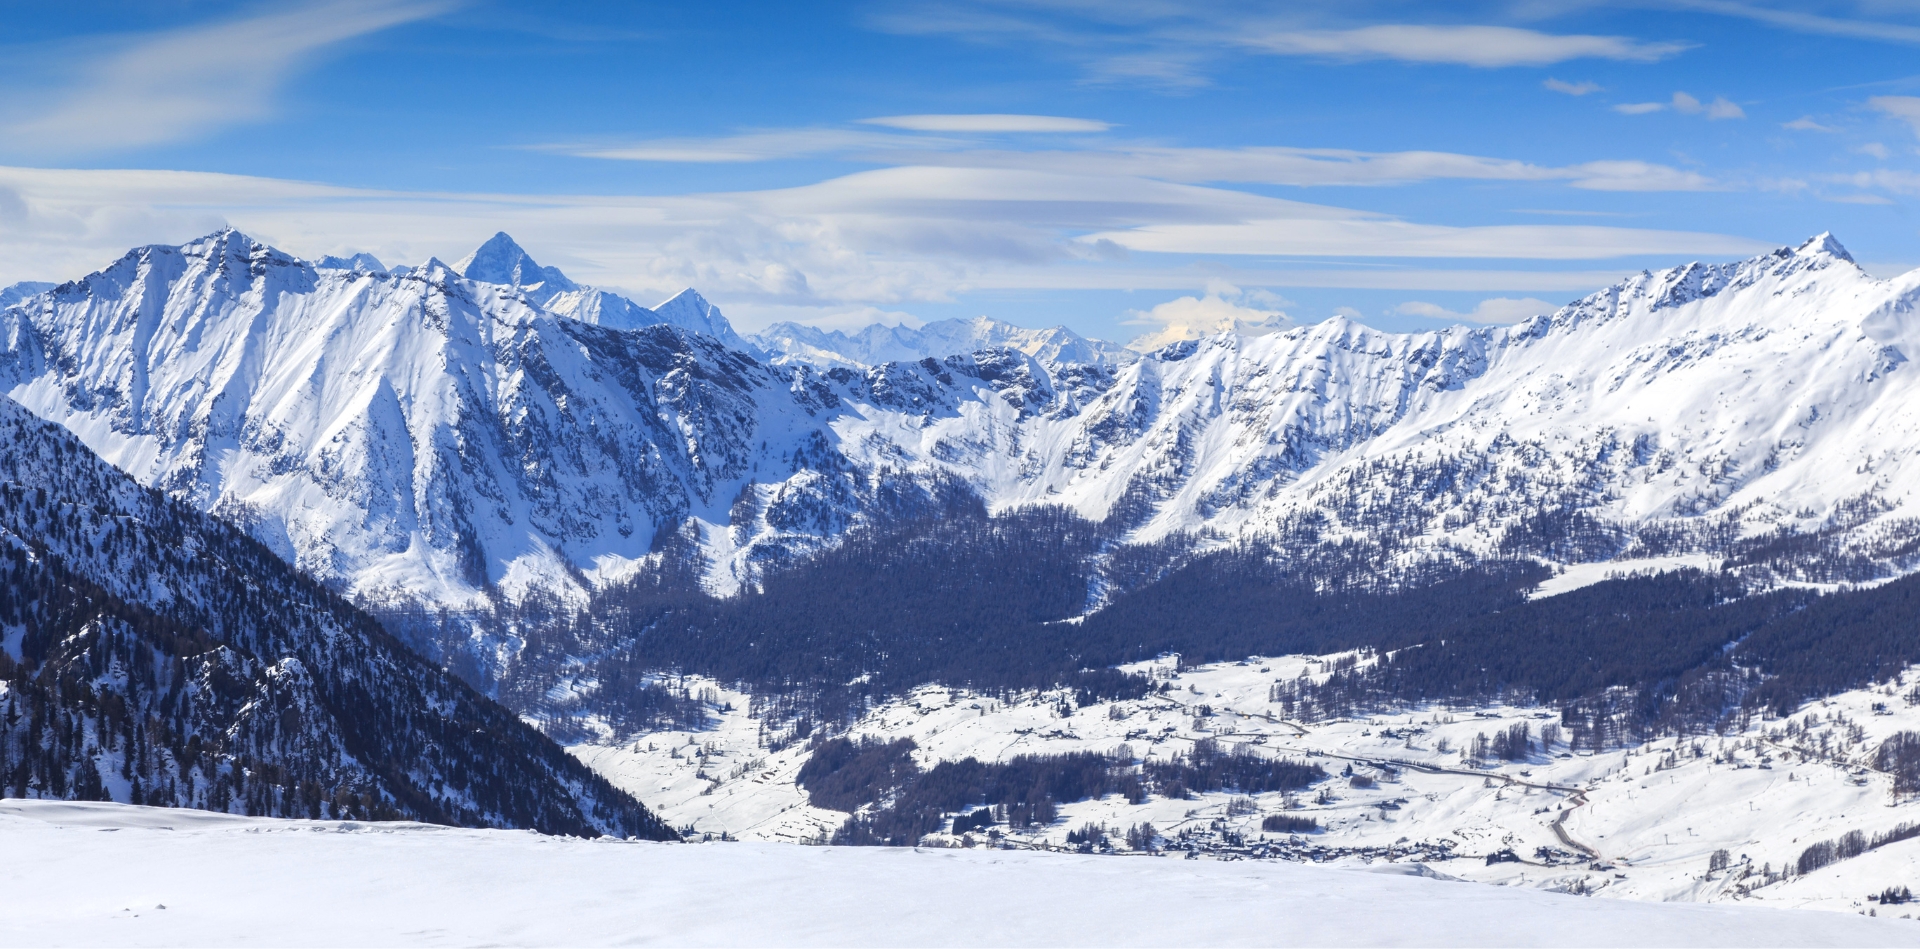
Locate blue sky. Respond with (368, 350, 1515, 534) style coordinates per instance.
(3, 1, 1920, 343)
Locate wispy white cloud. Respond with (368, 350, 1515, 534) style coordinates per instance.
(1858, 142, 1892, 159)
(1558, 160, 1717, 191)
(0, 164, 1768, 331)
(903, 147, 1719, 190)
(543, 124, 1721, 192)
(1825, 192, 1896, 205)
(1394, 297, 1556, 325)
(1672, 92, 1745, 120)
(1613, 92, 1743, 120)
(1822, 168, 1920, 196)
(534, 129, 942, 163)
(1544, 78, 1603, 96)
(1782, 115, 1833, 132)
(1509, 208, 1640, 217)
(538, 118, 1111, 164)
(1239, 25, 1688, 67)
(870, 5, 1691, 87)
(859, 114, 1111, 132)
(1871, 96, 1920, 138)
(1079, 216, 1767, 260)
(1663, 0, 1920, 46)
(1078, 52, 1212, 89)
(2, 0, 449, 154)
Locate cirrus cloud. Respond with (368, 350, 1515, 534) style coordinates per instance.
(534, 129, 943, 163)
(2, 0, 449, 155)
(1237, 25, 1689, 67)
(1870, 96, 1920, 138)
(904, 147, 1718, 191)
(0, 162, 1769, 336)
(1395, 297, 1557, 325)
(1544, 78, 1603, 96)
(1613, 92, 1744, 120)
(859, 114, 1111, 133)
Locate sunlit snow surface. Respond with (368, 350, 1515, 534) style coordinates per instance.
(0, 800, 1911, 948)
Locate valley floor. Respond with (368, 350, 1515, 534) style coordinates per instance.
(571, 656, 1920, 919)
(1, 799, 1912, 948)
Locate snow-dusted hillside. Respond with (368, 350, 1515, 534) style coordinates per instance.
(752, 315, 1133, 370)
(6, 230, 1920, 608)
(3, 798, 1910, 947)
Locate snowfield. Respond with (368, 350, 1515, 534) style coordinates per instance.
(1, 800, 1913, 948)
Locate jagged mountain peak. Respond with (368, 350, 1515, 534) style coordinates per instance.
(455, 232, 578, 292)
(1798, 231, 1855, 263)
(317, 252, 388, 272)
(441, 238, 750, 350)
(648, 287, 749, 345)
(654, 287, 717, 320)
(182, 226, 268, 257)
(128, 229, 316, 282)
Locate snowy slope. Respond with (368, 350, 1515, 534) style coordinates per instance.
(3, 799, 1911, 948)
(752, 315, 1133, 370)
(7, 230, 1920, 609)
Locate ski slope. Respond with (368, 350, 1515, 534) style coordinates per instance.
(1, 799, 1911, 948)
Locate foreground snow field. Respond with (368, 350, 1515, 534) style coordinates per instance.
(0, 800, 1912, 948)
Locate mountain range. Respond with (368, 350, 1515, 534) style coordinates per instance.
(748, 315, 1133, 371)
(6, 229, 1919, 613)
(8, 224, 1920, 832)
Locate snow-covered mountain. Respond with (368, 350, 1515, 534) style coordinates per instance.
(1, 280, 54, 308)
(316, 252, 391, 272)
(0, 229, 971, 607)
(455, 231, 756, 351)
(751, 315, 1133, 370)
(0, 394, 671, 837)
(6, 230, 1920, 614)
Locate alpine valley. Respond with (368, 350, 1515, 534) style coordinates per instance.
(11, 228, 1920, 918)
